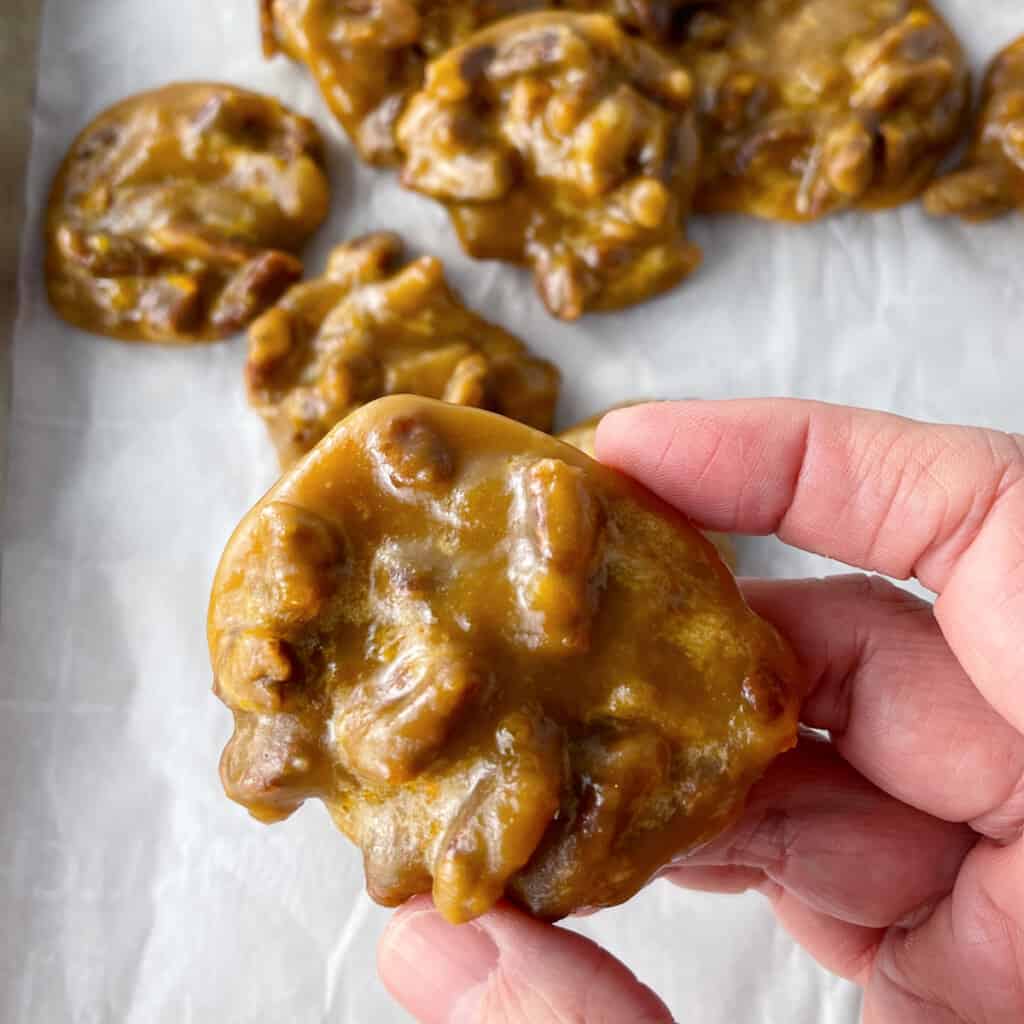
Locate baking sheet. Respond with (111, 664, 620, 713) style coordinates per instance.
(3, 1, 1024, 1020)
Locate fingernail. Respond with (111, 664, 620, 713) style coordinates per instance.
(379, 900, 498, 1024)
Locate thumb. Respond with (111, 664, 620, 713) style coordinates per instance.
(377, 895, 673, 1024)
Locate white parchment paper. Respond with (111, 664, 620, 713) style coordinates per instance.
(3, 1, 1024, 1020)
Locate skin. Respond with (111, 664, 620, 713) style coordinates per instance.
(377, 398, 1024, 1023)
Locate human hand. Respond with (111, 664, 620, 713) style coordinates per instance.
(376, 399, 1024, 1023)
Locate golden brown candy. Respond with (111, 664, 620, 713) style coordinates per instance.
(245, 232, 560, 467)
(45, 83, 331, 343)
(397, 12, 703, 320)
(924, 36, 1024, 221)
(558, 406, 738, 568)
(262, 0, 557, 164)
(210, 396, 803, 923)
(609, 0, 713, 42)
(671, 0, 969, 221)
(260, 0, 699, 165)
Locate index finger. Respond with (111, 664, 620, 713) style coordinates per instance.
(596, 399, 1024, 735)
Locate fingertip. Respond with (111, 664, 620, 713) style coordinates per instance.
(593, 398, 785, 532)
(378, 896, 497, 1024)
(378, 894, 432, 963)
(593, 400, 688, 468)
(378, 897, 674, 1024)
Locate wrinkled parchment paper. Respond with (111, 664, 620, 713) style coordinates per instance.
(3, 1, 1024, 1020)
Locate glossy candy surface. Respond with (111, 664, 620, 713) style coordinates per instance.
(925, 35, 1024, 221)
(674, 0, 969, 221)
(397, 13, 703, 319)
(246, 232, 560, 467)
(46, 83, 330, 342)
(210, 396, 803, 923)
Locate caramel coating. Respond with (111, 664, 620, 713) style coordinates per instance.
(558, 407, 737, 569)
(210, 396, 803, 923)
(260, 0, 698, 165)
(262, 0, 551, 164)
(246, 232, 561, 467)
(397, 13, 702, 320)
(924, 36, 1024, 221)
(610, 0, 712, 42)
(45, 83, 331, 343)
(672, 0, 969, 221)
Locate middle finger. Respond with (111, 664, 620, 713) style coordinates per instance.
(742, 574, 1024, 841)
(673, 738, 974, 928)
